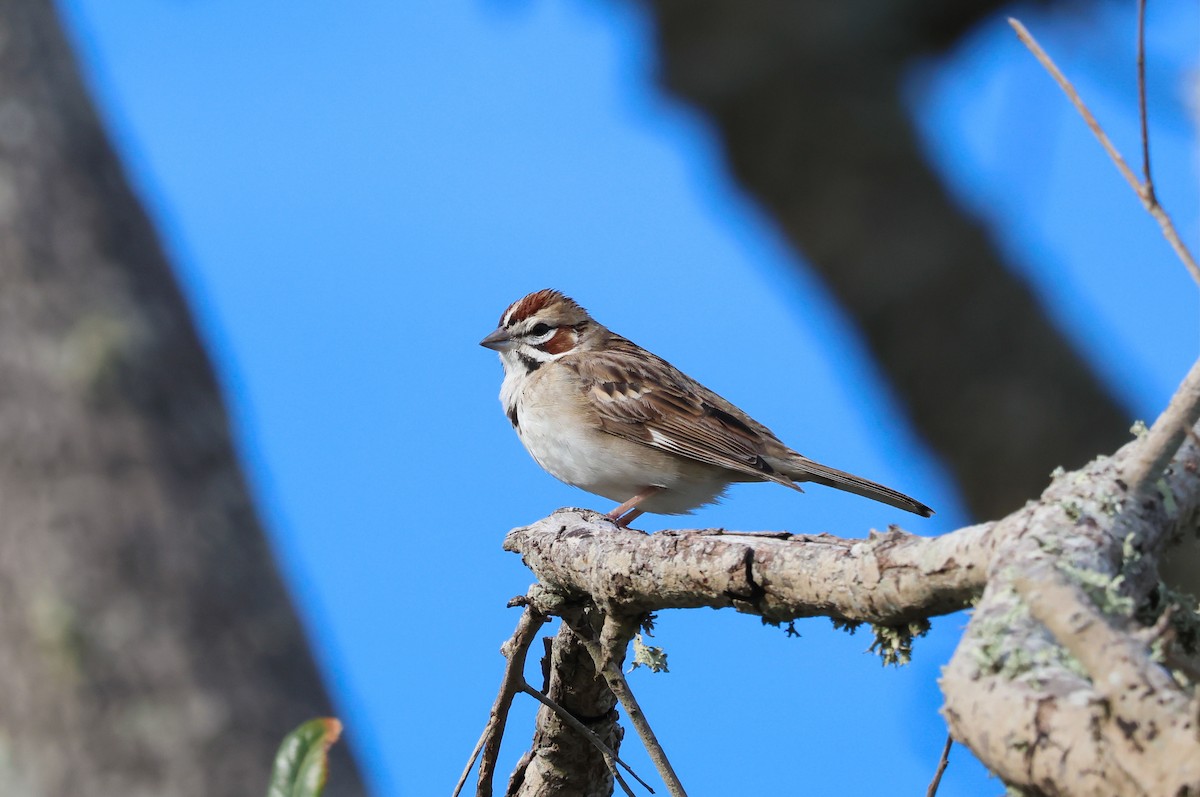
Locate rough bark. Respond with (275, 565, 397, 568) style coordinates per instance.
(639, 0, 1130, 520)
(939, 367, 1200, 796)
(507, 514, 994, 624)
(506, 615, 623, 797)
(0, 2, 365, 794)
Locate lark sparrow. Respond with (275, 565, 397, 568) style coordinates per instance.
(481, 289, 933, 527)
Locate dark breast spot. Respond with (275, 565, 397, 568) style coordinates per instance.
(507, 405, 520, 430)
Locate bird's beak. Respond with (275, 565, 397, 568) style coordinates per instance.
(479, 327, 515, 351)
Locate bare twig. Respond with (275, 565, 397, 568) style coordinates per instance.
(925, 734, 953, 797)
(595, 654, 686, 797)
(1122, 357, 1200, 495)
(561, 614, 689, 797)
(518, 684, 649, 796)
(1008, 17, 1200, 286)
(1136, 0, 1155, 205)
(612, 765, 637, 797)
(1012, 12, 1200, 496)
(452, 729, 488, 797)
(468, 606, 548, 797)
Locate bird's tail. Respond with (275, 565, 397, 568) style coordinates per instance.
(786, 457, 934, 517)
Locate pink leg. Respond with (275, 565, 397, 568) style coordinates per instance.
(614, 508, 645, 528)
(604, 486, 662, 528)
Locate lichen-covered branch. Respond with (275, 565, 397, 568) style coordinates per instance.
(1016, 566, 1200, 794)
(941, 417, 1200, 796)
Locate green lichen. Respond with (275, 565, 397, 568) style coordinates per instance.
(1056, 562, 1135, 617)
(1033, 535, 1063, 556)
(1121, 532, 1142, 564)
(1143, 584, 1200, 689)
(629, 634, 669, 674)
(968, 585, 1086, 679)
(1157, 478, 1178, 515)
(970, 587, 1027, 675)
(868, 619, 930, 667)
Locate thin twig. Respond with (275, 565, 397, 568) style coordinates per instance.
(1122, 357, 1200, 496)
(1136, 0, 1156, 205)
(519, 682, 653, 795)
(925, 734, 953, 797)
(1008, 17, 1200, 287)
(562, 614, 689, 797)
(452, 729, 488, 797)
(612, 766, 637, 797)
(597, 655, 686, 797)
(468, 606, 549, 797)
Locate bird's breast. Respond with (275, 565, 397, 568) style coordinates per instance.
(505, 366, 733, 514)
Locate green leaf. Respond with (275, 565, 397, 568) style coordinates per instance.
(266, 718, 343, 797)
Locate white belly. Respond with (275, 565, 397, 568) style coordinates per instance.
(503, 367, 733, 515)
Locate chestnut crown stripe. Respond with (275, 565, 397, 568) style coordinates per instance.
(502, 288, 581, 328)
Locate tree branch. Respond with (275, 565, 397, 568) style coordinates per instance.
(506, 516, 994, 625)
(517, 684, 645, 797)
(1015, 564, 1200, 794)
(941, 420, 1200, 795)
(925, 734, 953, 797)
(1136, 0, 1155, 204)
(504, 411, 1200, 794)
(559, 613, 688, 797)
(1122, 357, 1200, 500)
(506, 617, 622, 797)
(469, 606, 548, 797)
(1009, 17, 1200, 286)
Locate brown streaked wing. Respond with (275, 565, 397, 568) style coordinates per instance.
(567, 336, 802, 490)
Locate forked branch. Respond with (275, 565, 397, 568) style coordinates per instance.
(1008, 17, 1200, 286)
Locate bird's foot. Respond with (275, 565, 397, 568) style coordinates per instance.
(604, 487, 662, 528)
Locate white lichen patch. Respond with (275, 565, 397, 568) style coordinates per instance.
(629, 634, 668, 674)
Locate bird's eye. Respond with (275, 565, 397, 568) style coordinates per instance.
(529, 323, 551, 337)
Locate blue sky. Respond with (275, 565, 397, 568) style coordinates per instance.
(57, 1, 1197, 795)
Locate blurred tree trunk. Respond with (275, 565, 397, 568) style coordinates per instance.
(642, 0, 1130, 519)
(0, 2, 365, 795)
